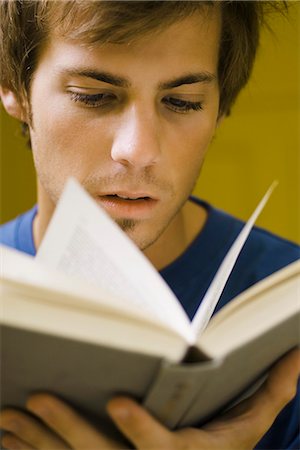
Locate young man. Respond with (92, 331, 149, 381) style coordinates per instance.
(0, 1, 299, 449)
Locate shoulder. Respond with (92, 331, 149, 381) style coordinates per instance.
(0, 216, 19, 247)
(203, 200, 299, 265)
(214, 203, 298, 270)
(246, 223, 299, 270)
(193, 197, 299, 270)
(0, 207, 37, 256)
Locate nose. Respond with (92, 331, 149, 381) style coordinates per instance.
(110, 106, 161, 168)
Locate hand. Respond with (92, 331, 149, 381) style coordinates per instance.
(1, 349, 299, 450)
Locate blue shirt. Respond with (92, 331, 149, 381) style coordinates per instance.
(1, 200, 299, 449)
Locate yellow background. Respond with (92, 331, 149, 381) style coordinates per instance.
(1, 5, 299, 243)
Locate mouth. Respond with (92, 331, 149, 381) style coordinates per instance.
(95, 192, 158, 219)
(104, 194, 152, 201)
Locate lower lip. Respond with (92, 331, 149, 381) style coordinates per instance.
(96, 196, 158, 219)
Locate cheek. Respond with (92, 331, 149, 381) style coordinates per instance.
(163, 119, 216, 205)
(168, 117, 216, 182)
(30, 100, 112, 178)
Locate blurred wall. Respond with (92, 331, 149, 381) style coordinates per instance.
(0, 108, 36, 222)
(0, 4, 299, 243)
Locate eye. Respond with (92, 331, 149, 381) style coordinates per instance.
(69, 92, 117, 108)
(162, 96, 203, 114)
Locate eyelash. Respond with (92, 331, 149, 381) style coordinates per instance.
(163, 96, 203, 113)
(69, 92, 115, 108)
(69, 92, 203, 113)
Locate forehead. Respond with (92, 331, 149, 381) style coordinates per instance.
(38, 10, 221, 84)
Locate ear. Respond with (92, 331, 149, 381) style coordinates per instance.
(0, 86, 26, 121)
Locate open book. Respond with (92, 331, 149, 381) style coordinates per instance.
(1, 179, 299, 430)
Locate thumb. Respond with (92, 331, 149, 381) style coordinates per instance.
(107, 397, 173, 449)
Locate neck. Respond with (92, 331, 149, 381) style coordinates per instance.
(33, 181, 56, 250)
(143, 199, 207, 270)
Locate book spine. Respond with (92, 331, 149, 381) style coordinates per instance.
(143, 359, 221, 429)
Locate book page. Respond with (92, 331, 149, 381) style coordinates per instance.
(197, 260, 300, 357)
(1, 245, 164, 325)
(191, 181, 278, 337)
(36, 179, 193, 342)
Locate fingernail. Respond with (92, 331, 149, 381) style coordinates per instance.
(27, 402, 49, 419)
(110, 406, 130, 421)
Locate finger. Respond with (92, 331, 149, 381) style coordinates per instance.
(27, 393, 120, 449)
(265, 349, 300, 400)
(0, 408, 68, 450)
(1, 432, 35, 450)
(245, 349, 300, 419)
(107, 397, 174, 449)
(256, 349, 300, 422)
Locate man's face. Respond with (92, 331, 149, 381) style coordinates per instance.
(28, 10, 221, 251)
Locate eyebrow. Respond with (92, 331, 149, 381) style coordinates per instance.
(159, 72, 217, 89)
(60, 68, 130, 88)
(59, 68, 216, 89)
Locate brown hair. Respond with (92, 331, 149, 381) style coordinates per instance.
(0, 0, 288, 118)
